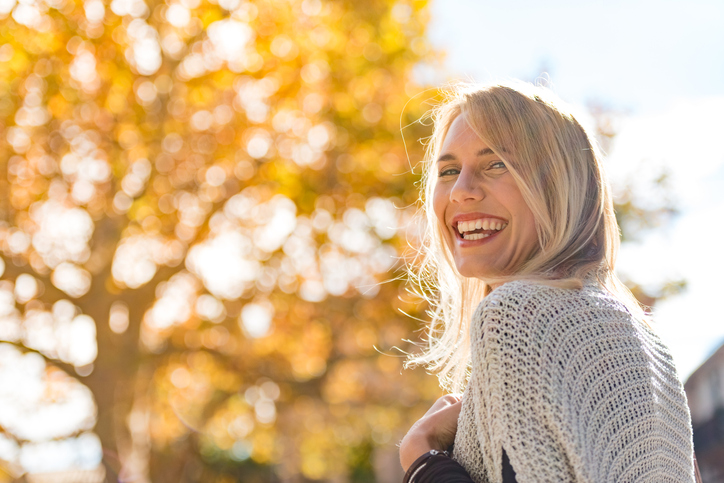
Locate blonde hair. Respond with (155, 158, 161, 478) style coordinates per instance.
(406, 81, 645, 393)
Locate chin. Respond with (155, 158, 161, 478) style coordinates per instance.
(455, 258, 508, 280)
(456, 264, 493, 280)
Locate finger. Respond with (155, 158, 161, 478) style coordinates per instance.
(433, 399, 462, 419)
(428, 394, 462, 414)
(426, 401, 457, 418)
(426, 401, 463, 448)
(433, 394, 462, 409)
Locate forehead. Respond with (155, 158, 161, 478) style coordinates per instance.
(440, 115, 490, 153)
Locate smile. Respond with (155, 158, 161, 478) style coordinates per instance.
(456, 218, 508, 240)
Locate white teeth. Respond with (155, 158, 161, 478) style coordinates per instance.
(456, 219, 508, 234)
(465, 233, 490, 240)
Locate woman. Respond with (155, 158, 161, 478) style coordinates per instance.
(399, 82, 698, 483)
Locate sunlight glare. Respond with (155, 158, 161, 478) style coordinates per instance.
(19, 432, 102, 474)
(51, 262, 92, 298)
(109, 301, 129, 334)
(30, 200, 94, 269)
(240, 300, 273, 338)
(0, 345, 96, 442)
(14, 274, 38, 303)
(144, 271, 198, 330)
(207, 18, 254, 63)
(186, 230, 260, 299)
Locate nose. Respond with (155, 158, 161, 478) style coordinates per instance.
(450, 167, 484, 203)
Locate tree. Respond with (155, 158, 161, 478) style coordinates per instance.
(0, 0, 686, 480)
(586, 101, 686, 306)
(0, 0, 441, 480)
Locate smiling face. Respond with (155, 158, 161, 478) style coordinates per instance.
(432, 114, 540, 280)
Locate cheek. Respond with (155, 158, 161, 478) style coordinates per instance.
(432, 185, 447, 227)
(517, 205, 539, 250)
(502, 181, 538, 248)
(522, 213, 539, 249)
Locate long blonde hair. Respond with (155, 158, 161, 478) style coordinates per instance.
(406, 81, 644, 393)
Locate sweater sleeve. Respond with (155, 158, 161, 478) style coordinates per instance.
(455, 281, 696, 483)
(543, 294, 696, 482)
(472, 281, 579, 483)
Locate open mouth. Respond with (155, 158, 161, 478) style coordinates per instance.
(455, 218, 508, 240)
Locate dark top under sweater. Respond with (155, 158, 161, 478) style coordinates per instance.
(405, 448, 517, 482)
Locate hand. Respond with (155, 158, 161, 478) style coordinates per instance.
(399, 394, 462, 471)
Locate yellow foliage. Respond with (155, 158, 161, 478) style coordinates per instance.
(0, 0, 440, 479)
(201, 8, 224, 28)
(250, 428, 277, 464)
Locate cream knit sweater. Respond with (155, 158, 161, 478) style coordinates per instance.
(452, 280, 695, 483)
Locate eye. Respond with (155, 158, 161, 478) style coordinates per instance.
(438, 166, 460, 177)
(489, 161, 506, 169)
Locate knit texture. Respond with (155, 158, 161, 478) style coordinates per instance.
(452, 280, 695, 483)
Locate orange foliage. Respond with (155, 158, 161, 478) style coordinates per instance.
(0, 0, 444, 479)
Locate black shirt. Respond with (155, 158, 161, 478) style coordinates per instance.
(403, 448, 517, 483)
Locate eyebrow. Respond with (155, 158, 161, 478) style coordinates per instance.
(437, 148, 496, 162)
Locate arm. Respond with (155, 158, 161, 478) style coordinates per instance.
(399, 395, 519, 482)
(402, 451, 474, 483)
(401, 448, 518, 483)
(399, 395, 462, 470)
(399, 395, 474, 482)
(552, 317, 697, 482)
(479, 281, 697, 482)
(462, 281, 578, 483)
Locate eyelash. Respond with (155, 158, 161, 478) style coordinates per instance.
(438, 167, 459, 177)
(438, 161, 506, 177)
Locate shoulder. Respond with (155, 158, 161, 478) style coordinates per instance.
(465, 281, 693, 481)
(475, 280, 682, 402)
(471, 279, 638, 347)
(482, 279, 564, 309)
(477, 279, 625, 322)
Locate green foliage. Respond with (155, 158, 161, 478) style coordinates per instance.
(348, 440, 375, 483)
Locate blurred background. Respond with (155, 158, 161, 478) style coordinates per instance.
(0, 0, 722, 481)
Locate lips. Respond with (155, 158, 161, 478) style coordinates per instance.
(451, 214, 509, 241)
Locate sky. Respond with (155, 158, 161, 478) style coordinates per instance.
(427, 0, 724, 380)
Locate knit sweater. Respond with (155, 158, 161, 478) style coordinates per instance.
(452, 280, 695, 483)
